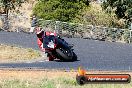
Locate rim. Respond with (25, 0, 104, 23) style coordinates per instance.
(60, 48, 72, 57)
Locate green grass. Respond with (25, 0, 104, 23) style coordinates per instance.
(0, 77, 131, 88)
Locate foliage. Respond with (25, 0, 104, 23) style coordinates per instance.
(102, 0, 132, 28)
(0, 0, 27, 16)
(73, 2, 118, 27)
(33, 0, 89, 22)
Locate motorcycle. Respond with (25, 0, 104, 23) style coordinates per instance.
(43, 32, 77, 61)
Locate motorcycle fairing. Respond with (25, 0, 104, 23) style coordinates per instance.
(43, 35, 56, 49)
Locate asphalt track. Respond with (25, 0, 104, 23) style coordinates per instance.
(0, 31, 132, 71)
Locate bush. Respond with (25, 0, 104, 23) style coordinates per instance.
(33, 0, 88, 22)
(73, 2, 118, 27)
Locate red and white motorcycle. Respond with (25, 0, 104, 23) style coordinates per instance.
(36, 28, 77, 61)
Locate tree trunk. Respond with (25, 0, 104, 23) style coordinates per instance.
(4, 6, 9, 17)
(3, 0, 9, 17)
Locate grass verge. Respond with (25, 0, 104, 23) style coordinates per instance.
(0, 44, 41, 62)
(0, 70, 131, 88)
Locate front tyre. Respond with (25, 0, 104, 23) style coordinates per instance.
(56, 48, 73, 61)
(72, 52, 77, 61)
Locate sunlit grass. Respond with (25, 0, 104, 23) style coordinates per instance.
(0, 70, 131, 88)
(0, 77, 131, 88)
(0, 44, 41, 62)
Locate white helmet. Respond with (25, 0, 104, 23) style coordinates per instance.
(36, 27, 43, 34)
(50, 33, 55, 35)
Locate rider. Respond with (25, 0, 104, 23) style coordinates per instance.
(36, 27, 44, 51)
(29, 15, 38, 33)
(36, 27, 56, 61)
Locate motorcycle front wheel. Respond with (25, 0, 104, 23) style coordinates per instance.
(72, 52, 77, 61)
(56, 48, 73, 61)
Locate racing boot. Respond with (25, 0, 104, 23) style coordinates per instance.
(48, 55, 54, 61)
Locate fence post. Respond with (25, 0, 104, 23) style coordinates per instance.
(90, 25, 94, 39)
(129, 23, 132, 43)
(78, 24, 84, 38)
(129, 30, 132, 43)
(70, 23, 75, 38)
(120, 29, 125, 43)
(55, 21, 59, 34)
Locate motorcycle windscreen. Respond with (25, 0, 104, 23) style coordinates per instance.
(43, 35, 55, 49)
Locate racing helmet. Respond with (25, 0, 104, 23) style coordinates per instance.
(36, 27, 44, 38)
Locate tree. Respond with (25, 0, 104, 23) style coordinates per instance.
(0, 0, 26, 16)
(102, 0, 132, 28)
(0, 0, 27, 30)
(33, 0, 89, 22)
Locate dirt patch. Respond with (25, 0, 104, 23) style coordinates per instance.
(0, 70, 76, 82)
